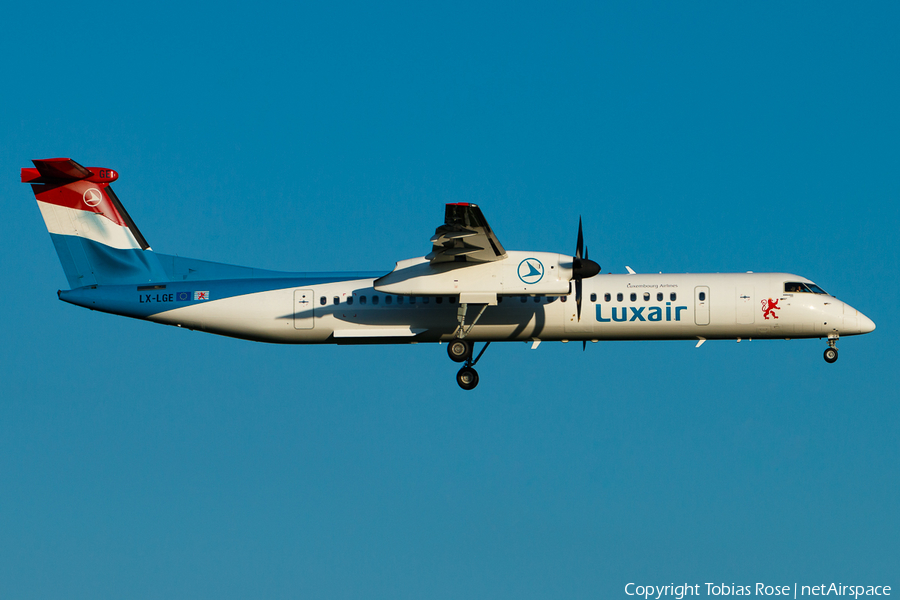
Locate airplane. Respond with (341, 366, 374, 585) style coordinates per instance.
(23, 157, 876, 390)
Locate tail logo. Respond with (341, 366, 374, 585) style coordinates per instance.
(83, 188, 103, 207)
(761, 298, 780, 320)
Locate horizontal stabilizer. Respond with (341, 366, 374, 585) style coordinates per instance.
(22, 158, 119, 184)
(31, 158, 92, 181)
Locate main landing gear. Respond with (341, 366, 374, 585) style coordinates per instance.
(447, 339, 472, 363)
(449, 302, 491, 390)
(450, 341, 490, 390)
(824, 334, 839, 364)
(456, 365, 479, 390)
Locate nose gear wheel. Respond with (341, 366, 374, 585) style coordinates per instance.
(824, 335, 839, 363)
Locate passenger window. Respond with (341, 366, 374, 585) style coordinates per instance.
(409, 296, 416, 304)
(630, 293, 636, 302)
(534, 296, 541, 303)
(604, 293, 611, 302)
(643, 292, 650, 301)
(372, 295, 379, 305)
(360, 296, 367, 305)
(521, 296, 527, 303)
(347, 297, 354, 306)
(333, 296, 340, 305)
(436, 296, 443, 304)
(657, 292, 663, 301)
(449, 296, 456, 303)
(319, 296, 326, 306)
(397, 296, 404, 304)
(590, 293, 597, 302)
(561, 295, 568, 302)
(617, 293, 623, 302)
(385, 295, 393, 305)
(670, 293, 677, 301)
(699, 292, 706, 301)
(422, 297, 429, 304)
(497, 296, 503, 304)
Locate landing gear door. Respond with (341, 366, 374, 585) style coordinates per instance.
(695, 286, 710, 326)
(294, 289, 315, 330)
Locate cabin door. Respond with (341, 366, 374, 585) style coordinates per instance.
(694, 286, 710, 326)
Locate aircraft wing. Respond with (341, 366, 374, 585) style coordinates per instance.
(426, 203, 507, 264)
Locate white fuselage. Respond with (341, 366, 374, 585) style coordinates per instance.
(134, 270, 873, 345)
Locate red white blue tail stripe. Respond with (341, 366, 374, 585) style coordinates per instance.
(23, 158, 165, 287)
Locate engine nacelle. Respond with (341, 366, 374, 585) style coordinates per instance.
(374, 251, 575, 299)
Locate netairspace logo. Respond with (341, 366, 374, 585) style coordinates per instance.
(624, 583, 892, 599)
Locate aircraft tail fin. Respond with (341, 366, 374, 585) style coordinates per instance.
(23, 158, 169, 288)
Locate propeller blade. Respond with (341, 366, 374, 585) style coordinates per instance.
(571, 217, 600, 321)
(582, 340, 586, 351)
(575, 217, 584, 261)
(575, 277, 582, 321)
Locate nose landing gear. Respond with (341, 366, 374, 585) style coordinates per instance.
(824, 334, 838, 363)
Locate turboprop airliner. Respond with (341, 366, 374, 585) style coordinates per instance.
(23, 158, 875, 390)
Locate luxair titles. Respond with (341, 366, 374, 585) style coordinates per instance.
(598, 283, 685, 323)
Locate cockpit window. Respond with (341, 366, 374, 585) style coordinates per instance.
(784, 282, 828, 295)
(807, 283, 828, 295)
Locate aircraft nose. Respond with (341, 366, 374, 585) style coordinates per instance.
(859, 313, 876, 334)
(843, 302, 876, 335)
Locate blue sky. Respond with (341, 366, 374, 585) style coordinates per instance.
(1, 2, 897, 598)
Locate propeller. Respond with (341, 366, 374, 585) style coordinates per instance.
(572, 217, 601, 322)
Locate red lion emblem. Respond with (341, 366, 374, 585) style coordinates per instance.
(761, 298, 780, 320)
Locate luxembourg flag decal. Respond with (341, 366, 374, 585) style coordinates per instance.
(194, 291, 210, 301)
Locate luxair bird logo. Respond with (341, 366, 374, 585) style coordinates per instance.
(517, 258, 544, 284)
(761, 298, 780, 320)
(83, 188, 102, 207)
